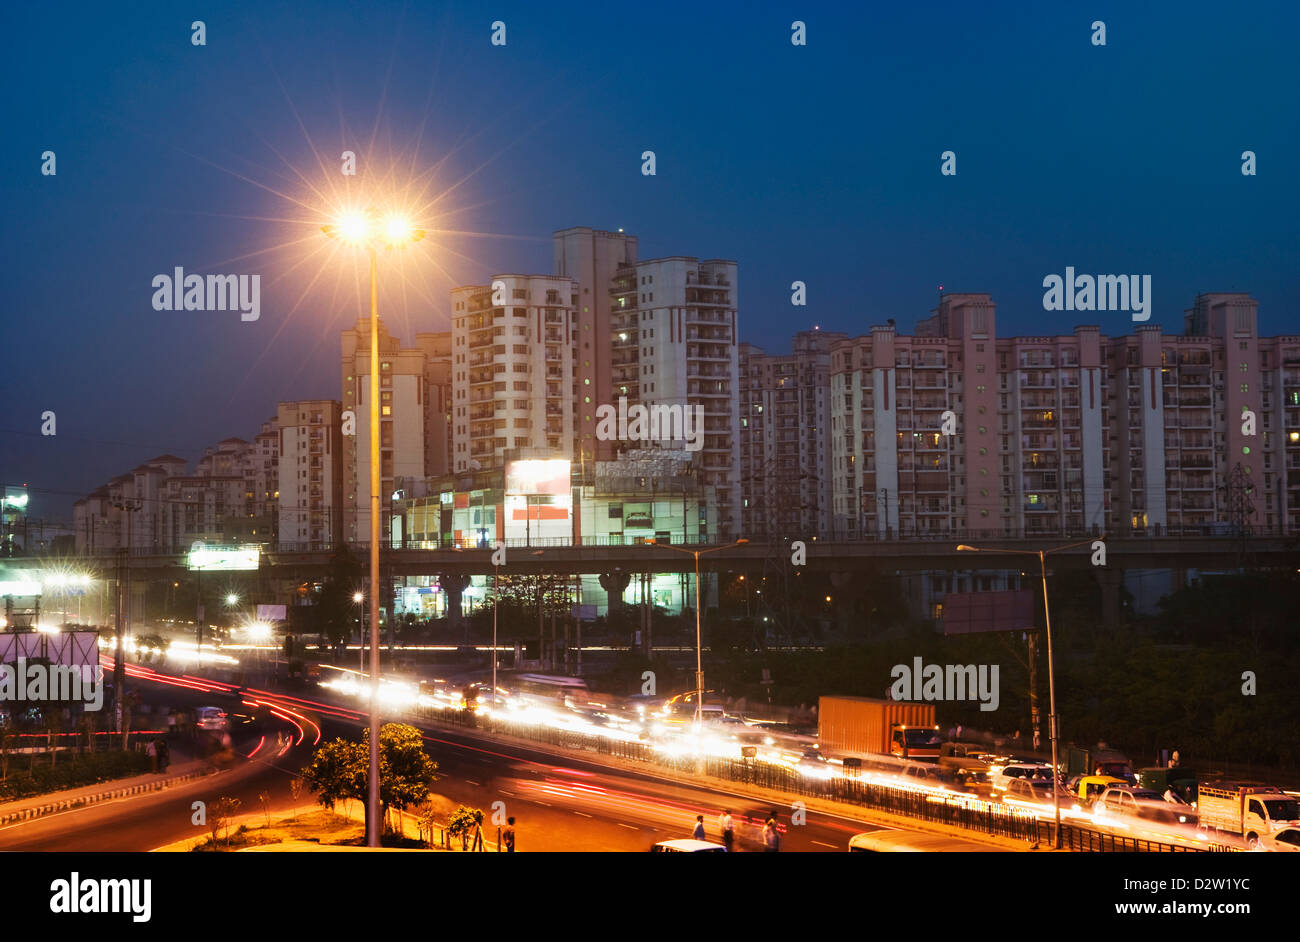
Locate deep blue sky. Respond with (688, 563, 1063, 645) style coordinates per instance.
(3, 1, 1298, 523)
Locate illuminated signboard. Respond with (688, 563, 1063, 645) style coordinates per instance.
(0, 580, 42, 597)
(505, 458, 571, 496)
(2, 487, 28, 511)
(187, 544, 261, 571)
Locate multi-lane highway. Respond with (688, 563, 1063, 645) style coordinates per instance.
(0, 665, 983, 852)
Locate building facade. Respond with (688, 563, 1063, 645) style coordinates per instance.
(828, 291, 1294, 539)
(276, 400, 342, 549)
(553, 227, 639, 467)
(449, 274, 577, 472)
(739, 329, 843, 539)
(340, 318, 428, 544)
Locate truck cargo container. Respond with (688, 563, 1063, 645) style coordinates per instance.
(818, 696, 939, 761)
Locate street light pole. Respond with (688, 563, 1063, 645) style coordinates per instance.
(645, 538, 748, 728)
(493, 558, 498, 707)
(1039, 548, 1061, 850)
(693, 549, 702, 727)
(324, 207, 424, 849)
(365, 244, 381, 848)
(956, 537, 1097, 850)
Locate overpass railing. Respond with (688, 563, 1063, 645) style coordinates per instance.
(69, 524, 1295, 559)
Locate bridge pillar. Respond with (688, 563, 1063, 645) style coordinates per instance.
(1169, 564, 1187, 595)
(1095, 565, 1124, 628)
(442, 572, 471, 636)
(598, 571, 631, 618)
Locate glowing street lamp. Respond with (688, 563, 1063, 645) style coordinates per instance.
(323, 205, 425, 849)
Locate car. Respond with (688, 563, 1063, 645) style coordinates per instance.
(651, 839, 727, 853)
(1002, 776, 1071, 809)
(795, 750, 833, 779)
(990, 762, 1054, 793)
(1069, 774, 1129, 809)
(1256, 826, 1300, 852)
(1096, 786, 1195, 826)
(195, 706, 229, 731)
(900, 763, 947, 785)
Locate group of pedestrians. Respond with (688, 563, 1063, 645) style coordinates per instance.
(691, 809, 781, 851)
(145, 737, 170, 773)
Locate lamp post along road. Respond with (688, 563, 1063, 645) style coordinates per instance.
(645, 539, 747, 726)
(323, 208, 424, 848)
(956, 537, 1098, 850)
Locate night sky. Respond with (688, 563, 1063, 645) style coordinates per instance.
(3, 0, 1297, 523)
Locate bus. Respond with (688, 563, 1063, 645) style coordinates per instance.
(510, 674, 590, 706)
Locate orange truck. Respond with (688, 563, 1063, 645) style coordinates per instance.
(818, 696, 941, 762)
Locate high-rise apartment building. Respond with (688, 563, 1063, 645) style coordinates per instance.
(414, 331, 454, 478)
(739, 329, 844, 539)
(827, 290, 1294, 538)
(553, 227, 639, 466)
(277, 400, 343, 548)
(340, 318, 428, 543)
(449, 274, 577, 471)
(612, 256, 741, 538)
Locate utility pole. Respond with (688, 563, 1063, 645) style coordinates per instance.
(110, 496, 142, 736)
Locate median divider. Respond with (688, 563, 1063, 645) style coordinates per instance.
(0, 763, 223, 828)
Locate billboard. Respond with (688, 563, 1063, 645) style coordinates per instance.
(256, 604, 287, 622)
(941, 590, 1036, 636)
(187, 544, 260, 571)
(505, 458, 571, 496)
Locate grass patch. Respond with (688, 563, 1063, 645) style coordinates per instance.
(191, 809, 434, 851)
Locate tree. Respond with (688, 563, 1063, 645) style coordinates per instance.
(300, 737, 366, 812)
(210, 796, 242, 846)
(370, 723, 440, 818)
(414, 799, 441, 848)
(289, 776, 306, 821)
(300, 723, 439, 837)
(447, 805, 484, 851)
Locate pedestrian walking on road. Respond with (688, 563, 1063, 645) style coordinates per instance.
(719, 809, 734, 851)
(503, 816, 516, 853)
(763, 815, 780, 852)
(692, 814, 706, 841)
(146, 739, 158, 773)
